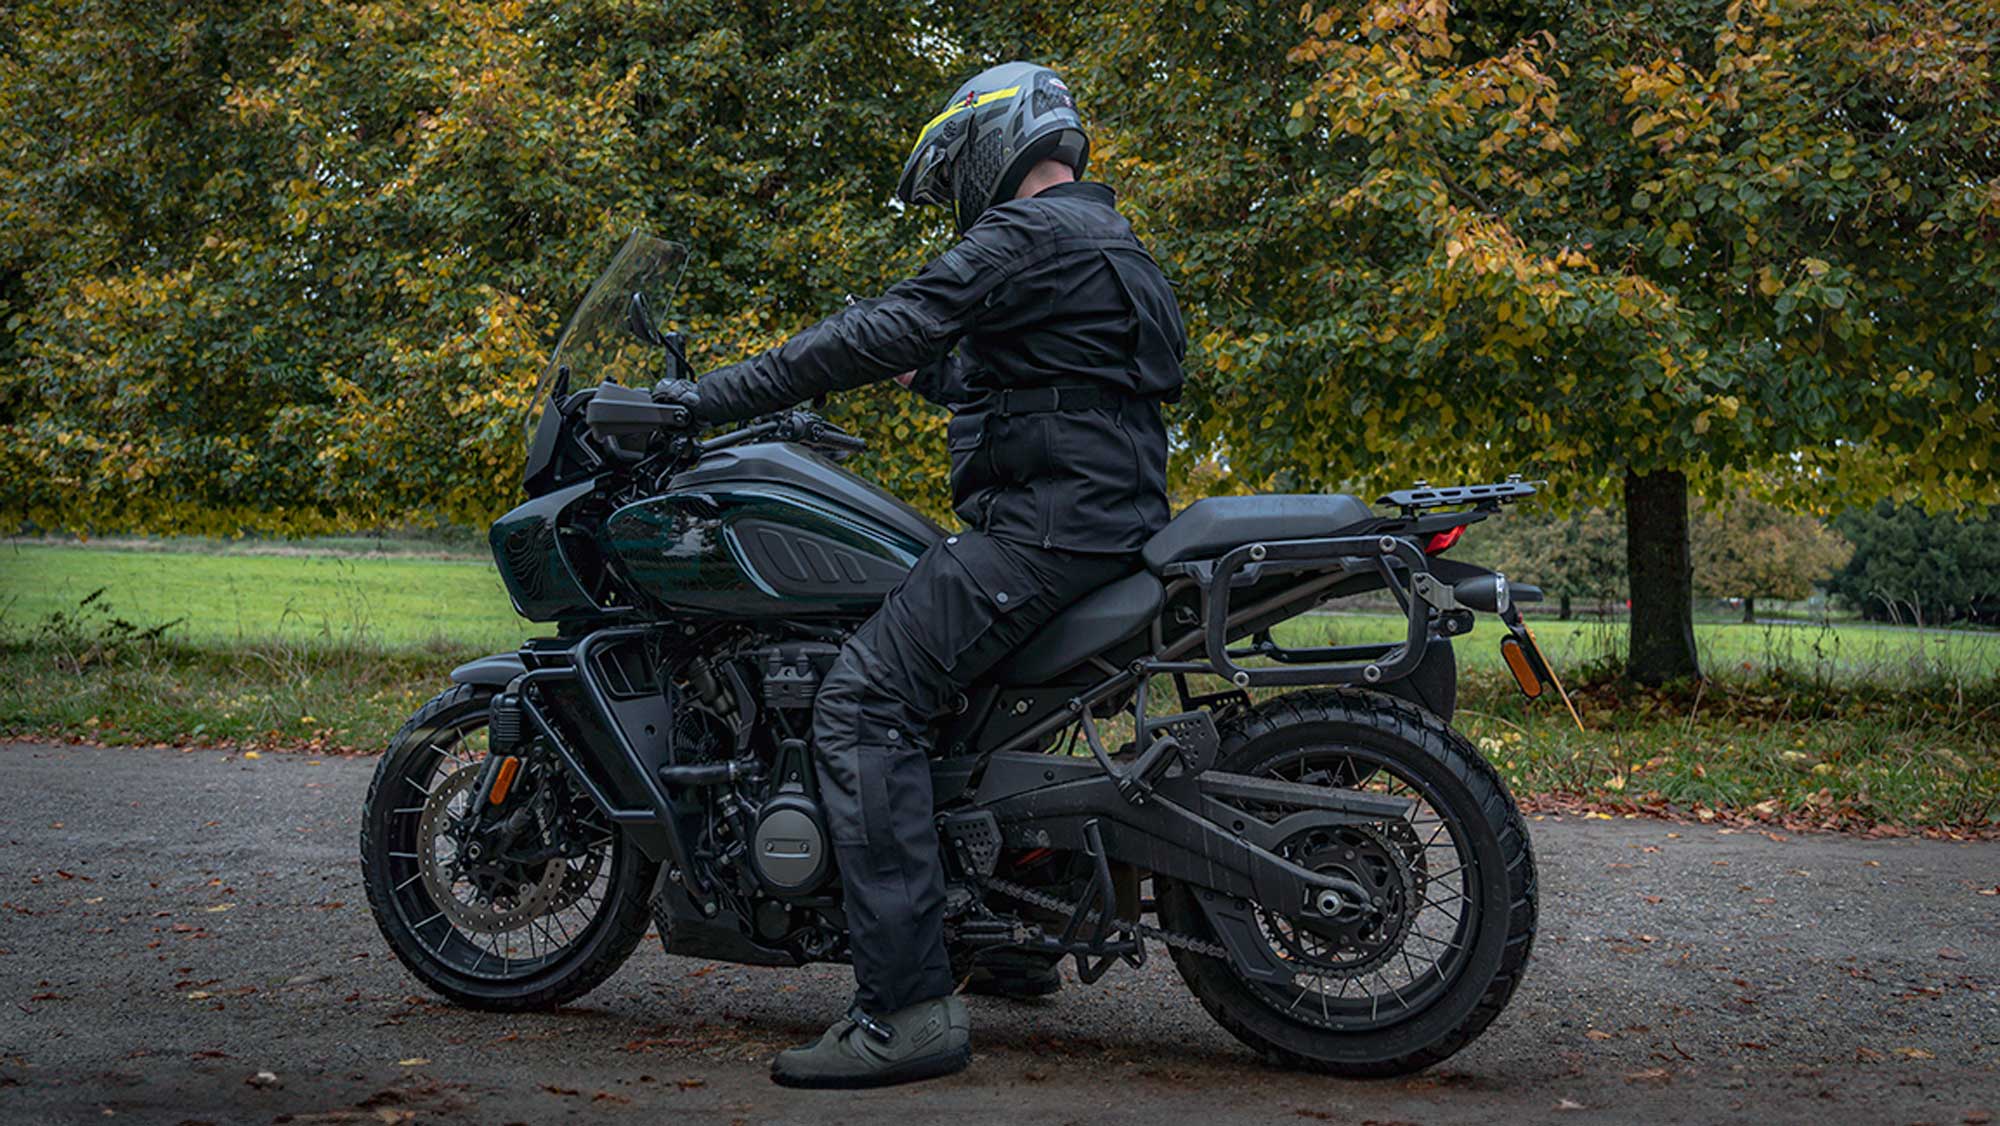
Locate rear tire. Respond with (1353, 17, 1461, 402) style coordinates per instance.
(360, 684, 659, 1012)
(1158, 688, 1535, 1076)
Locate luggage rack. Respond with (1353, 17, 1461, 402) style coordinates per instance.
(1377, 475, 1541, 517)
(1157, 532, 1434, 689)
(1154, 476, 1543, 690)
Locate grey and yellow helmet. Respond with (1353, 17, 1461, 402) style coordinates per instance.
(895, 61, 1089, 233)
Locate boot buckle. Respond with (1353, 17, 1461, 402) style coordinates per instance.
(847, 1004, 897, 1044)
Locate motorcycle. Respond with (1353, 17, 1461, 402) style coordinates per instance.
(361, 231, 1561, 1075)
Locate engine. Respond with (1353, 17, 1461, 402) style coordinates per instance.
(672, 639, 846, 911)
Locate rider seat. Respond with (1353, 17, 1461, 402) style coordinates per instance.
(990, 570, 1163, 684)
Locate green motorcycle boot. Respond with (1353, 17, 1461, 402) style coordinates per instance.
(965, 950, 1063, 1000)
(770, 996, 972, 1089)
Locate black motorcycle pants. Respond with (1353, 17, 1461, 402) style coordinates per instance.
(811, 530, 1135, 1015)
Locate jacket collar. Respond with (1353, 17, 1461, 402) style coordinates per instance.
(1031, 181, 1115, 205)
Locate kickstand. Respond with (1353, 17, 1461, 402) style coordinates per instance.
(1059, 819, 1144, 984)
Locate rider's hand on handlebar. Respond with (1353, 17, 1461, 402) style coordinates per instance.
(651, 377, 702, 422)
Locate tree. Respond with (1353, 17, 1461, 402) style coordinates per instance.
(0, 1, 969, 533)
(3, 0, 1994, 697)
(1691, 497, 1853, 622)
(1468, 505, 1627, 620)
(1163, 0, 2000, 683)
(1829, 502, 2000, 625)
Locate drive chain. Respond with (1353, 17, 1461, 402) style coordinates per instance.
(983, 876, 1231, 961)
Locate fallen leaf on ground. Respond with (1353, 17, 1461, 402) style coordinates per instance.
(1586, 1030, 1615, 1041)
(1893, 1047, 1935, 1060)
(1625, 1068, 1670, 1084)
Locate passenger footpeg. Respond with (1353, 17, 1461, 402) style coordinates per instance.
(1139, 711, 1219, 775)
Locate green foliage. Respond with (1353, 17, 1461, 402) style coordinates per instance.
(0, 1, 968, 533)
(1, 0, 1991, 559)
(1220, 0, 2000, 511)
(1829, 502, 2000, 624)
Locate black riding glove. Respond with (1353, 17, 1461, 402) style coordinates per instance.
(651, 377, 703, 421)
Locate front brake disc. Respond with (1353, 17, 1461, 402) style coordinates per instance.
(417, 763, 566, 935)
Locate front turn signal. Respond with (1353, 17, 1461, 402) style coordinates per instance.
(488, 755, 522, 805)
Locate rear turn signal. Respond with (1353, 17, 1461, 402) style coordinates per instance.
(488, 756, 522, 805)
(1500, 638, 1543, 699)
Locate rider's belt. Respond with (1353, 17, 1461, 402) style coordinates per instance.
(990, 384, 1119, 417)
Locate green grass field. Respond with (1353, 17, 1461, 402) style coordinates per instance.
(1, 541, 524, 651)
(7, 542, 1992, 679)
(3, 541, 1994, 833)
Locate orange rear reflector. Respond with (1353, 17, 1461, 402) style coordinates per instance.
(488, 756, 521, 805)
(1501, 638, 1543, 699)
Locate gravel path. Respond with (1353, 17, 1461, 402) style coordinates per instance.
(2, 742, 1994, 1124)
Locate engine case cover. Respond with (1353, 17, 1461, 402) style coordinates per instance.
(751, 793, 831, 895)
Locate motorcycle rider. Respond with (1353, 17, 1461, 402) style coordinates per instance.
(654, 60, 1185, 1089)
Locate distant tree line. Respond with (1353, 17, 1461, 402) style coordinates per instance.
(1476, 500, 1996, 626)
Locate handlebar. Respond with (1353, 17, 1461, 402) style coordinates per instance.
(695, 409, 868, 457)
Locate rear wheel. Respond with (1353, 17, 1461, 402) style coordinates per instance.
(1158, 689, 1535, 1076)
(360, 684, 658, 1011)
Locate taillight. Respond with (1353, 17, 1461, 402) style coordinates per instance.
(1425, 525, 1467, 554)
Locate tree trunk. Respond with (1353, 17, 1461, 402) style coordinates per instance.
(1623, 469, 1702, 684)
(1741, 595, 1756, 624)
(1560, 592, 1573, 621)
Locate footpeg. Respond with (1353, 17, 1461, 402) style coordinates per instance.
(1138, 711, 1220, 775)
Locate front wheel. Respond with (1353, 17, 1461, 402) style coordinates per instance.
(1158, 689, 1536, 1076)
(360, 684, 659, 1011)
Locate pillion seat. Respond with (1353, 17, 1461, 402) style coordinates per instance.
(990, 494, 1377, 686)
(1139, 494, 1375, 573)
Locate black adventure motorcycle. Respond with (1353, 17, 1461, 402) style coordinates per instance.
(361, 232, 1566, 1075)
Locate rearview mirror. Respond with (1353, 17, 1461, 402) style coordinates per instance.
(625, 292, 666, 347)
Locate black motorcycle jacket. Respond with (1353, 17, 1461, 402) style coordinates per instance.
(692, 181, 1186, 553)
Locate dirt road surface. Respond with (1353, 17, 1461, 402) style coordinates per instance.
(2, 743, 1994, 1124)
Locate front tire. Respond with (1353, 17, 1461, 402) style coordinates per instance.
(360, 684, 659, 1011)
(1158, 689, 1536, 1076)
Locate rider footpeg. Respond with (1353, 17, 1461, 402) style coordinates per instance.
(939, 810, 1003, 879)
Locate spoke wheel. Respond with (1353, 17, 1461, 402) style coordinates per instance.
(361, 684, 658, 1011)
(1158, 689, 1537, 1077)
(1240, 752, 1473, 1032)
